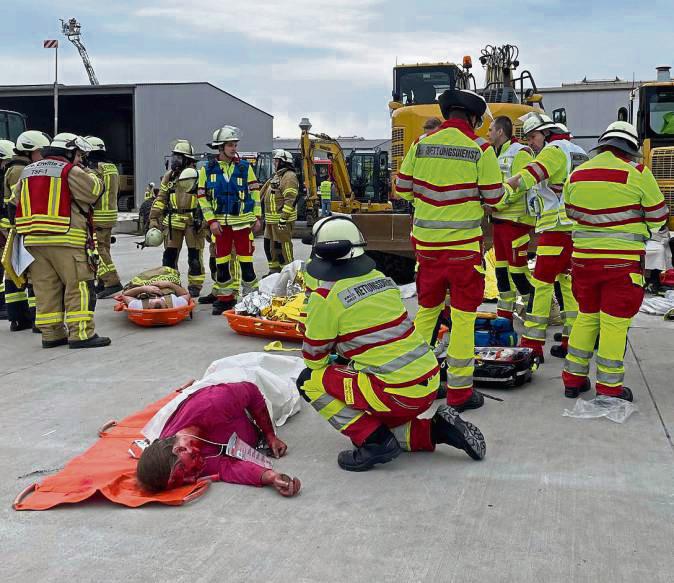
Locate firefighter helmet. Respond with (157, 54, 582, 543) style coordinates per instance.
(0, 139, 15, 160)
(520, 112, 556, 136)
(51, 133, 94, 152)
(172, 139, 196, 160)
(273, 149, 294, 165)
(14, 130, 51, 153)
(207, 126, 242, 149)
(592, 121, 641, 157)
(144, 228, 164, 247)
(85, 136, 106, 151)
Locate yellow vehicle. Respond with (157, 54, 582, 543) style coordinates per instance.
(299, 117, 391, 223)
(636, 68, 674, 227)
(352, 44, 552, 281)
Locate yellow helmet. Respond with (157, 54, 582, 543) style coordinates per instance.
(172, 139, 196, 160)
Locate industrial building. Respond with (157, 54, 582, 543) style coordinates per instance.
(0, 82, 273, 209)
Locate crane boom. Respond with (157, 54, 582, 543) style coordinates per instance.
(61, 18, 99, 85)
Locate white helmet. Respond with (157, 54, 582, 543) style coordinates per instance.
(51, 133, 93, 152)
(15, 130, 51, 153)
(149, 182, 155, 188)
(85, 135, 106, 151)
(144, 227, 164, 247)
(207, 126, 242, 149)
(172, 139, 196, 160)
(0, 139, 15, 160)
(177, 167, 198, 191)
(273, 149, 294, 164)
(306, 216, 375, 281)
(592, 121, 640, 156)
(520, 112, 556, 136)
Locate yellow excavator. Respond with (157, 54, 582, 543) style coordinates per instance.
(351, 44, 556, 282)
(299, 117, 391, 223)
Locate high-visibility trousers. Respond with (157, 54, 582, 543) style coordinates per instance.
(162, 224, 205, 290)
(298, 365, 439, 449)
(263, 221, 294, 273)
(213, 226, 257, 302)
(206, 237, 241, 298)
(521, 231, 577, 352)
(414, 248, 484, 403)
(562, 259, 644, 396)
(27, 246, 97, 342)
(94, 226, 121, 288)
(492, 219, 533, 319)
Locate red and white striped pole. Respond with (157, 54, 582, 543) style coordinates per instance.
(43, 39, 59, 135)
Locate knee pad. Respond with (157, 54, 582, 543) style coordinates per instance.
(495, 267, 511, 292)
(240, 262, 256, 282)
(216, 263, 231, 283)
(187, 248, 201, 275)
(511, 273, 533, 296)
(162, 247, 179, 268)
(296, 368, 313, 402)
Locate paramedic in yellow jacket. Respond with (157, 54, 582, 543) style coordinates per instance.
(562, 122, 667, 401)
(296, 216, 486, 471)
(149, 140, 205, 298)
(15, 133, 111, 349)
(85, 136, 122, 299)
(261, 149, 299, 273)
(2, 130, 50, 332)
(197, 126, 262, 315)
(395, 89, 507, 412)
(506, 112, 589, 361)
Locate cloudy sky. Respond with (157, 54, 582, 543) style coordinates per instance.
(2, 0, 671, 138)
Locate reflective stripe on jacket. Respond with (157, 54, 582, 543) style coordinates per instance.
(263, 168, 299, 223)
(93, 162, 119, 226)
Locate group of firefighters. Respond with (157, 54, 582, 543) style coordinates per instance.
(0, 88, 667, 474)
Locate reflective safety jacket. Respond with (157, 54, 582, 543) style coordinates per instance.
(197, 158, 261, 227)
(1, 156, 30, 229)
(92, 162, 119, 227)
(516, 137, 588, 233)
(150, 169, 200, 231)
(395, 118, 506, 252)
(492, 139, 535, 225)
(15, 157, 102, 248)
(262, 168, 299, 223)
(319, 180, 332, 200)
(564, 149, 668, 260)
(302, 268, 439, 397)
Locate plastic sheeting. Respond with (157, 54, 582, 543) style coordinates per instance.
(563, 396, 638, 424)
(143, 352, 304, 441)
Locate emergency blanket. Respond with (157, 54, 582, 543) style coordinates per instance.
(639, 291, 674, 316)
(14, 353, 304, 511)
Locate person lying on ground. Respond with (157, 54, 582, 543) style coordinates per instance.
(136, 382, 300, 497)
(115, 266, 191, 309)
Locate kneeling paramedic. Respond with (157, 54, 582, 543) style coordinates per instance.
(562, 122, 668, 401)
(15, 133, 111, 348)
(137, 382, 300, 497)
(197, 126, 262, 315)
(395, 89, 507, 412)
(296, 216, 486, 472)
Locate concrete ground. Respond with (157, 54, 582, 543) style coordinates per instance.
(1, 234, 672, 583)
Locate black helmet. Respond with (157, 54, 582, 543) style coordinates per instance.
(438, 89, 487, 118)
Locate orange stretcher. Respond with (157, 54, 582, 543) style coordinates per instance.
(114, 299, 195, 327)
(223, 310, 303, 342)
(13, 381, 212, 511)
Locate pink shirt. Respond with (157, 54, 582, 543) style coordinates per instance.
(160, 383, 268, 486)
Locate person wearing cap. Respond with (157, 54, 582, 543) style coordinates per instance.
(14, 133, 111, 349)
(261, 149, 299, 273)
(0, 139, 15, 320)
(149, 140, 205, 298)
(506, 113, 589, 361)
(197, 126, 262, 315)
(84, 136, 122, 299)
(2, 130, 51, 332)
(395, 89, 506, 412)
(487, 116, 535, 320)
(562, 121, 667, 401)
(296, 216, 486, 471)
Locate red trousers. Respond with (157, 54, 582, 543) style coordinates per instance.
(492, 220, 531, 269)
(532, 231, 572, 284)
(311, 365, 438, 449)
(214, 226, 254, 259)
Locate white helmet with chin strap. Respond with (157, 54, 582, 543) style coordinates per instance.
(0, 139, 15, 160)
(15, 130, 51, 153)
(207, 126, 242, 149)
(591, 121, 641, 157)
(273, 149, 294, 165)
(85, 136, 106, 151)
(51, 133, 94, 152)
(520, 112, 557, 136)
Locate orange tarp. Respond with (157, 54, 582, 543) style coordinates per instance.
(13, 382, 210, 510)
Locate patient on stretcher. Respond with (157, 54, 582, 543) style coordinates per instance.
(115, 266, 190, 309)
(137, 382, 301, 497)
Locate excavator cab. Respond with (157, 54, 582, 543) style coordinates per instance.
(347, 150, 390, 204)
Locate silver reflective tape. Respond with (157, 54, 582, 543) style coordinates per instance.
(327, 407, 362, 431)
(413, 218, 482, 230)
(569, 209, 643, 224)
(564, 360, 590, 375)
(361, 343, 430, 375)
(523, 327, 547, 340)
(573, 230, 647, 242)
(447, 356, 474, 368)
(337, 317, 414, 354)
(568, 346, 593, 359)
(413, 184, 479, 201)
(596, 370, 624, 384)
(525, 314, 549, 324)
(596, 355, 624, 369)
(390, 422, 412, 451)
(311, 394, 335, 413)
(447, 375, 473, 387)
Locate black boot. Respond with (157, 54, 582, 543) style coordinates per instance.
(432, 405, 486, 460)
(198, 292, 216, 304)
(564, 377, 591, 399)
(187, 285, 201, 298)
(550, 343, 568, 359)
(435, 383, 448, 400)
(42, 337, 68, 349)
(337, 426, 402, 472)
(212, 299, 236, 315)
(10, 319, 33, 332)
(69, 334, 112, 349)
(553, 332, 563, 342)
(453, 390, 485, 413)
(602, 387, 634, 402)
(97, 283, 123, 299)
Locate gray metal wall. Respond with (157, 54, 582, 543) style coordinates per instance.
(541, 88, 635, 153)
(134, 83, 273, 205)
